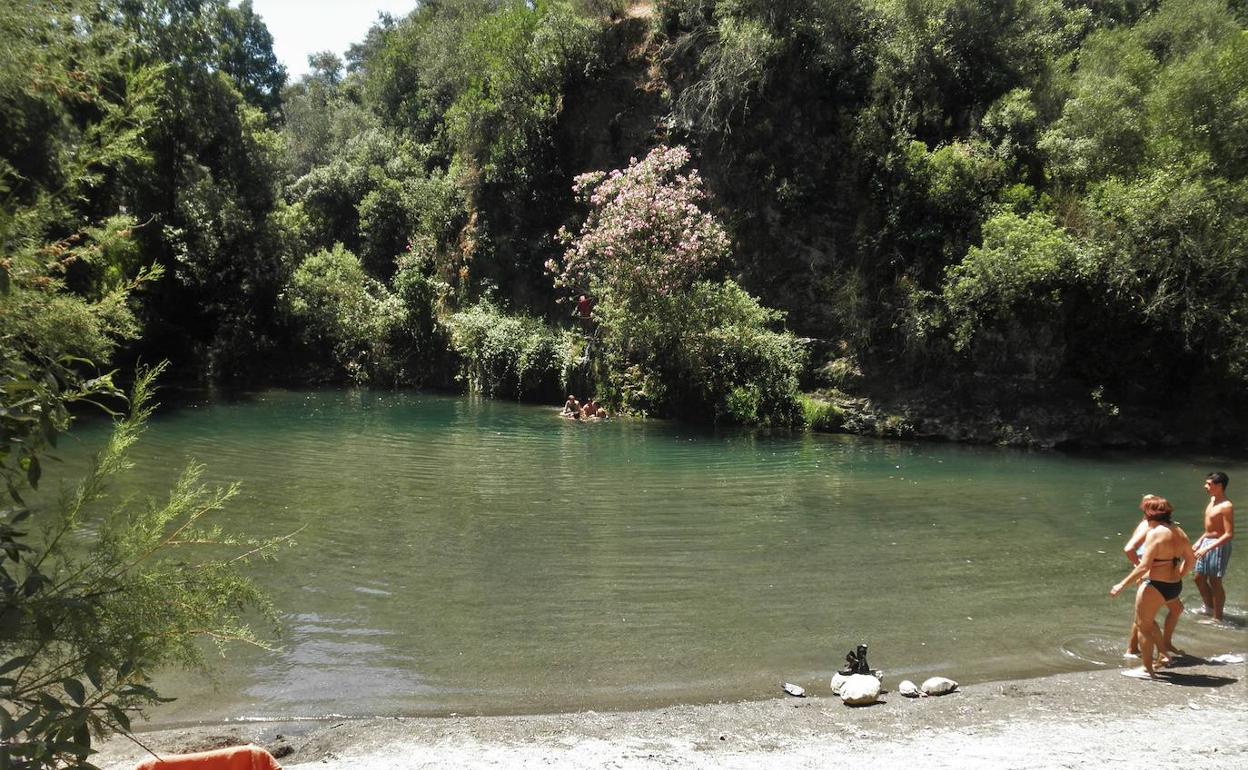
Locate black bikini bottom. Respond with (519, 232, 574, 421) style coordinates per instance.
(1147, 579, 1182, 601)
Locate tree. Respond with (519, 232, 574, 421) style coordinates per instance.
(1, 6, 284, 765)
(550, 146, 803, 423)
(216, 0, 288, 118)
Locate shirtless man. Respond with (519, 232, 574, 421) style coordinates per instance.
(1193, 472, 1234, 621)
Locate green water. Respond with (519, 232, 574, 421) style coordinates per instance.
(54, 390, 1246, 722)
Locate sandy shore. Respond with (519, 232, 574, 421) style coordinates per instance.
(95, 657, 1246, 769)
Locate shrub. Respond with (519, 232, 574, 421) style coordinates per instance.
(0, 367, 285, 770)
(941, 210, 1084, 351)
(549, 146, 803, 424)
(283, 244, 404, 382)
(446, 301, 577, 400)
(800, 393, 847, 432)
(667, 281, 804, 424)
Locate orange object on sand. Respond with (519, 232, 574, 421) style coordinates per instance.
(134, 744, 282, 770)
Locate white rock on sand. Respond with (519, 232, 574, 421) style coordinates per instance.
(920, 676, 959, 696)
(838, 673, 882, 705)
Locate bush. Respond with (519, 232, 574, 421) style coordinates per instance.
(284, 244, 401, 382)
(446, 301, 577, 400)
(669, 281, 805, 424)
(800, 393, 847, 432)
(0, 367, 285, 770)
(283, 244, 452, 385)
(941, 210, 1084, 351)
(550, 146, 804, 424)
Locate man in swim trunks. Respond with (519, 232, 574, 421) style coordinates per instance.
(1193, 472, 1234, 621)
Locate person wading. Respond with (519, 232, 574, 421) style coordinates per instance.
(1193, 472, 1234, 622)
(1110, 495, 1196, 679)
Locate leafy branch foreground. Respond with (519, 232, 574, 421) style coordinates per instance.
(1, 366, 295, 770)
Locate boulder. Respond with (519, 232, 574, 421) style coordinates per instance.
(920, 676, 959, 696)
(839, 674, 881, 706)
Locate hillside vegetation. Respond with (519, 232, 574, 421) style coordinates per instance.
(5, 0, 1248, 446)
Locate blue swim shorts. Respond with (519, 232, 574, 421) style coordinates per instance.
(1194, 537, 1232, 578)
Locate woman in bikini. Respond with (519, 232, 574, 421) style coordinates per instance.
(1110, 495, 1197, 678)
(1123, 495, 1185, 659)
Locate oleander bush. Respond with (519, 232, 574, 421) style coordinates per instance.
(550, 145, 804, 423)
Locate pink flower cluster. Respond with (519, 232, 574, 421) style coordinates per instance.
(549, 145, 731, 304)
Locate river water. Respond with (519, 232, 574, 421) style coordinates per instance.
(56, 390, 1246, 722)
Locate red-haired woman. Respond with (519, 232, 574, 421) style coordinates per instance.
(1123, 495, 1185, 660)
(1110, 495, 1196, 679)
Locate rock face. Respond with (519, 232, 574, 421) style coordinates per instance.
(921, 676, 959, 696)
(839, 674, 882, 706)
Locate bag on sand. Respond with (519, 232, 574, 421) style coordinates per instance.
(135, 745, 282, 770)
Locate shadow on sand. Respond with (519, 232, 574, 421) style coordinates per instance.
(1155, 670, 1238, 688)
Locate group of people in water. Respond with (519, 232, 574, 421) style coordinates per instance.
(561, 394, 609, 420)
(1109, 472, 1235, 679)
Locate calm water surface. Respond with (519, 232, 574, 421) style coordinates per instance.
(57, 390, 1247, 722)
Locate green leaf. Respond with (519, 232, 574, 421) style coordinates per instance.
(48, 740, 90, 756)
(117, 683, 158, 700)
(11, 706, 39, 736)
(0, 607, 20, 632)
(62, 679, 85, 706)
(26, 456, 39, 490)
(37, 692, 63, 712)
(84, 660, 102, 691)
(0, 656, 31, 676)
(103, 704, 130, 732)
(74, 723, 92, 752)
(23, 572, 48, 597)
(34, 613, 53, 639)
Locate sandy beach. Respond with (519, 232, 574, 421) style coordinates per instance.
(95, 656, 1246, 769)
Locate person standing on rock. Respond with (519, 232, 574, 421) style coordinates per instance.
(1110, 495, 1196, 678)
(1193, 472, 1234, 622)
(576, 294, 593, 332)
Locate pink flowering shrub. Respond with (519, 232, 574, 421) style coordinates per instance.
(549, 145, 732, 308)
(550, 146, 804, 424)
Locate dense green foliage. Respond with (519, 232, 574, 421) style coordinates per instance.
(446, 301, 577, 399)
(1, 4, 284, 765)
(5, 0, 1248, 441)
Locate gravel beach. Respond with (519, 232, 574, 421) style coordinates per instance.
(95, 656, 1246, 769)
